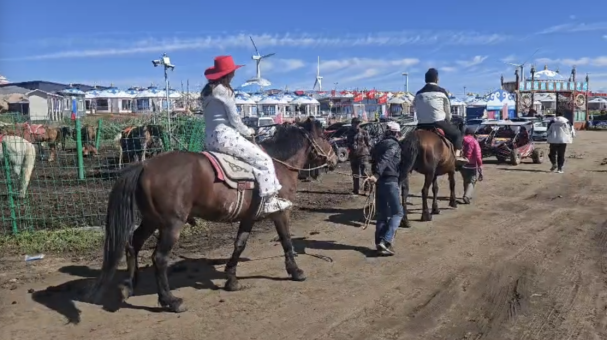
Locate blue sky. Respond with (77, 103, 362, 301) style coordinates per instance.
(2, 0, 607, 95)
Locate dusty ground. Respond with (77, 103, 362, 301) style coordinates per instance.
(2, 131, 607, 340)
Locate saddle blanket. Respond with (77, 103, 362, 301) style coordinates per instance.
(202, 151, 255, 190)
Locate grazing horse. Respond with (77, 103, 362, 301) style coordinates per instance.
(60, 125, 99, 156)
(88, 118, 337, 313)
(0, 135, 36, 198)
(398, 125, 458, 227)
(1, 123, 60, 162)
(117, 124, 164, 168)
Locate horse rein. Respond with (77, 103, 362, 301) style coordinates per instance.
(251, 126, 335, 172)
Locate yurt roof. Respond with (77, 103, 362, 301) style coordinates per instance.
(290, 96, 319, 104)
(257, 95, 289, 104)
(135, 86, 165, 98)
(235, 94, 256, 104)
(61, 87, 86, 96)
(98, 87, 133, 98)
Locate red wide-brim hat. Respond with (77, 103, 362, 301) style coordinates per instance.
(204, 55, 244, 80)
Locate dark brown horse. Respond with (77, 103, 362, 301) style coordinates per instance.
(88, 118, 337, 312)
(398, 126, 458, 227)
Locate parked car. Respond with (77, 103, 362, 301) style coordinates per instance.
(532, 121, 548, 141)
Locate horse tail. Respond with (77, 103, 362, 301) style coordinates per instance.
(19, 138, 36, 197)
(87, 163, 144, 303)
(399, 130, 420, 176)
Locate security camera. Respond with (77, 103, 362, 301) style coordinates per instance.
(152, 60, 161, 67)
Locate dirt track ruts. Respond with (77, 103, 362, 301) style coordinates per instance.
(2, 131, 607, 340)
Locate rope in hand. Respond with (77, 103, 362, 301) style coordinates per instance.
(333, 170, 376, 230)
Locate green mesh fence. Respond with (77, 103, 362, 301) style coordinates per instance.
(0, 113, 205, 233)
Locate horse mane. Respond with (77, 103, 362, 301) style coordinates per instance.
(260, 118, 323, 161)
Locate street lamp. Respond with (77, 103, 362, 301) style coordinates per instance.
(152, 53, 175, 144)
(402, 72, 409, 93)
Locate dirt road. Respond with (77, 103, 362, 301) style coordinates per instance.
(2, 131, 607, 340)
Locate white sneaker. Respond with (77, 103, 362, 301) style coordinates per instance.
(262, 196, 293, 214)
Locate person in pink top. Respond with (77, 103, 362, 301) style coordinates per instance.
(460, 126, 484, 204)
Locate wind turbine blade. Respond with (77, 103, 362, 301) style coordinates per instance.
(250, 36, 259, 55)
(313, 79, 318, 89)
(504, 62, 520, 66)
(261, 53, 275, 59)
(522, 48, 541, 66)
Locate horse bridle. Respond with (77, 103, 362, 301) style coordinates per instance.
(270, 126, 335, 172)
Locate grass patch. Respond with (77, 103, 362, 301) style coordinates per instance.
(0, 228, 104, 255)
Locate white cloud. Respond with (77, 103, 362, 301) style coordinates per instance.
(264, 58, 306, 72)
(501, 55, 517, 63)
(535, 56, 607, 67)
(455, 55, 488, 68)
(536, 22, 607, 34)
(1, 31, 510, 61)
(321, 57, 419, 73)
(440, 66, 458, 73)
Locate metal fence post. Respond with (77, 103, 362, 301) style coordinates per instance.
(75, 118, 85, 180)
(2, 140, 18, 234)
(95, 119, 103, 150)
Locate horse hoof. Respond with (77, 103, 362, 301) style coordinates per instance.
(431, 209, 440, 215)
(421, 212, 432, 222)
(118, 282, 133, 302)
(449, 201, 458, 208)
(400, 220, 412, 228)
(224, 278, 241, 291)
(167, 298, 187, 313)
(290, 269, 307, 282)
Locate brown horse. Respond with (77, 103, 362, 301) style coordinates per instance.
(88, 118, 337, 312)
(117, 124, 164, 168)
(398, 126, 458, 227)
(60, 125, 99, 156)
(1, 123, 62, 161)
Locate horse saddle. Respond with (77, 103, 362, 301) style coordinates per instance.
(201, 151, 256, 190)
(416, 126, 455, 153)
(23, 123, 46, 136)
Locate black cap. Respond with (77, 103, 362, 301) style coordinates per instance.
(425, 68, 439, 83)
(351, 117, 361, 125)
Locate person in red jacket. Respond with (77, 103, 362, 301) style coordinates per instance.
(460, 126, 483, 204)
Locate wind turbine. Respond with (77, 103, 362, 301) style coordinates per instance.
(250, 36, 275, 79)
(313, 56, 323, 91)
(503, 49, 541, 83)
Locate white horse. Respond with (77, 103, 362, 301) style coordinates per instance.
(0, 135, 36, 198)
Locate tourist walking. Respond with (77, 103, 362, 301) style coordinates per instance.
(547, 111, 575, 174)
(346, 117, 371, 195)
(368, 121, 404, 256)
(460, 127, 483, 204)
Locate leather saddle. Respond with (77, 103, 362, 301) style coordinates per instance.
(201, 151, 256, 190)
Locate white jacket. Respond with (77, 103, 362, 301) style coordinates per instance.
(547, 116, 574, 144)
(413, 83, 451, 124)
(202, 84, 252, 137)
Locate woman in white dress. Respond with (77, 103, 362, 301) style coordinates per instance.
(202, 55, 291, 214)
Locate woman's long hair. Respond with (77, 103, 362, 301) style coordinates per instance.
(201, 72, 235, 97)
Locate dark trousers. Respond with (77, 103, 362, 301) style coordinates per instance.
(548, 143, 567, 169)
(418, 120, 463, 149)
(350, 156, 370, 193)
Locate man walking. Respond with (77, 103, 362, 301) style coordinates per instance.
(346, 117, 371, 195)
(414, 68, 467, 163)
(368, 121, 404, 256)
(547, 111, 575, 173)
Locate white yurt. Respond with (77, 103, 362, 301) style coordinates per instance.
(449, 97, 467, 116)
(95, 87, 134, 114)
(59, 87, 86, 120)
(257, 95, 290, 117)
(589, 97, 607, 110)
(248, 92, 264, 102)
(84, 88, 102, 114)
(134, 86, 165, 113)
(162, 88, 183, 111)
(235, 93, 258, 117)
(290, 96, 320, 116)
(388, 96, 408, 116)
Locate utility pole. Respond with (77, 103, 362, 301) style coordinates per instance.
(402, 72, 409, 93)
(463, 86, 467, 97)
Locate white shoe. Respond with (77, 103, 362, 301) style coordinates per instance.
(262, 196, 293, 214)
